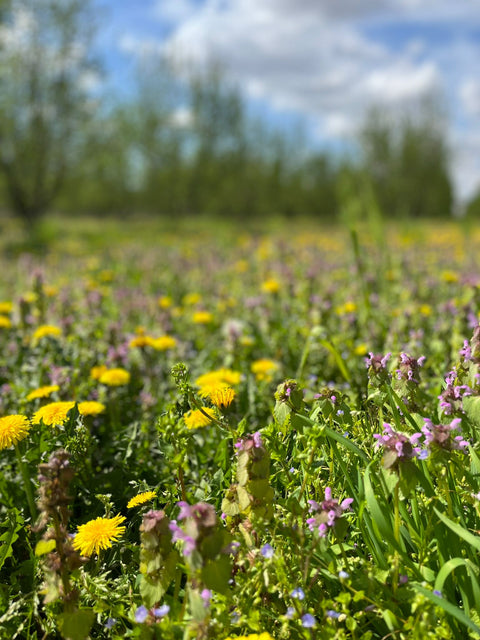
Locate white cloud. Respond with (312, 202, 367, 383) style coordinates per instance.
(118, 0, 480, 199)
(461, 80, 480, 119)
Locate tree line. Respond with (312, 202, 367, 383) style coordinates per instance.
(0, 0, 475, 229)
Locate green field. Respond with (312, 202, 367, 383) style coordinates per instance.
(1, 217, 480, 639)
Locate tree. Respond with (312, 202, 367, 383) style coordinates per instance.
(0, 0, 97, 229)
(358, 100, 453, 218)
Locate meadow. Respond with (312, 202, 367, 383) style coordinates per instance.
(1, 216, 480, 639)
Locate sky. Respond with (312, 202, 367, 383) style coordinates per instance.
(94, 0, 480, 201)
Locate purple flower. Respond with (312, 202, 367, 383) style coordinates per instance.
(373, 423, 419, 469)
(200, 589, 212, 608)
(433, 589, 442, 597)
(285, 606, 295, 619)
(135, 605, 149, 623)
(422, 418, 469, 452)
(169, 521, 197, 556)
(152, 604, 170, 618)
(260, 543, 274, 559)
(291, 587, 305, 600)
(104, 617, 116, 629)
(301, 613, 316, 628)
(307, 488, 353, 535)
(326, 609, 341, 619)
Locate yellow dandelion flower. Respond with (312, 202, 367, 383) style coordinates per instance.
(99, 368, 130, 386)
(127, 491, 156, 509)
(441, 270, 459, 283)
(90, 365, 108, 380)
(251, 359, 279, 382)
(208, 386, 236, 409)
(183, 407, 216, 429)
(0, 301, 13, 314)
(240, 336, 255, 347)
(354, 344, 368, 357)
(419, 304, 432, 316)
(234, 259, 249, 273)
(32, 401, 75, 427)
(72, 514, 126, 556)
(151, 335, 177, 351)
(158, 295, 173, 309)
(195, 368, 242, 388)
(192, 310, 213, 324)
(0, 415, 31, 450)
(77, 401, 106, 417)
(43, 285, 58, 297)
(129, 335, 155, 348)
(26, 385, 60, 401)
(261, 278, 281, 294)
(32, 325, 62, 341)
(0, 315, 12, 329)
(183, 292, 201, 306)
(198, 382, 229, 398)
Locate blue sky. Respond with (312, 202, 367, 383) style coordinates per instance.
(93, 0, 480, 201)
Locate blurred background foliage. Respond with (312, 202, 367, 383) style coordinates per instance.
(0, 0, 477, 230)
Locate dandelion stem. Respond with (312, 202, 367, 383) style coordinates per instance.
(15, 446, 37, 522)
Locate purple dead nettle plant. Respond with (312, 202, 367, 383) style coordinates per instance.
(421, 418, 469, 453)
(307, 488, 353, 537)
(373, 423, 422, 470)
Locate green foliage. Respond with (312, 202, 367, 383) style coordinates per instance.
(0, 220, 479, 638)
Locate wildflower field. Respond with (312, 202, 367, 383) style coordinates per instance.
(2, 217, 480, 639)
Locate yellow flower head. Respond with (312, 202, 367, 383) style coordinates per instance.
(90, 365, 108, 380)
(99, 368, 130, 386)
(77, 401, 106, 417)
(354, 344, 368, 357)
(0, 301, 13, 314)
(0, 415, 31, 450)
(129, 335, 154, 349)
(72, 514, 126, 556)
(182, 292, 201, 306)
(195, 368, 242, 388)
(208, 386, 236, 410)
(192, 310, 213, 324)
(0, 315, 12, 329)
(151, 335, 177, 351)
(32, 401, 75, 427)
(183, 407, 216, 429)
(33, 325, 62, 341)
(251, 359, 279, 382)
(26, 385, 60, 401)
(127, 491, 156, 509)
(261, 278, 281, 294)
(158, 295, 173, 309)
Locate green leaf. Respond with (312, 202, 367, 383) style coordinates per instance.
(463, 396, 480, 431)
(58, 609, 95, 640)
(412, 584, 480, 635)
(201, 555, 232, 594)
(35, 539, 56, 556)
(0, 509, 22, 570)
(434, 508, 480, 553)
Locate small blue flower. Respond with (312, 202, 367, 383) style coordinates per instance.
(338, 570, 349, 579)
(433, 589, 442, 597)
(301, 613, 316, 628)
(152, 604, 170, 618)
(134, 605, 149, 623)
(285, 606, 295, 619)
(104, 617, 116, 629)
(260, 543, 274, 558)
(291, 587, 305, 600)
(326, 609, 341, 619)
